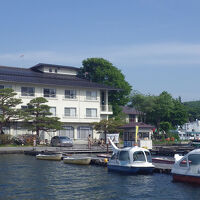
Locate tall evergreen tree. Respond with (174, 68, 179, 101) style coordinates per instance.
(0, 88, 23, 134)
(24, 97, 63, 136)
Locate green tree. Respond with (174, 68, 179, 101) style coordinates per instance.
(184, 100, 200, 121)
(170, 99, 188, 127)
(160, 121, 172, 133)
(24, 97, 63, 136)
(92, 118, 124, 140)
(0, 88, 23, 134)
(130, 91, 188, 131)
(150, 91, 174, 130)
(79, 58, 132, 116)
(130, 91, 155, 122)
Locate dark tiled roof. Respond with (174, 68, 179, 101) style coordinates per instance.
(120, 122, 154, 129)
(0, 64, 117, 90)
(122, 106, 142, 115)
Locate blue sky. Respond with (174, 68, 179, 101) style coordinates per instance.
(0, 0, 200, 101)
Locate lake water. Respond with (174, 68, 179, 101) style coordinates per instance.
(0, 154, 200, 200)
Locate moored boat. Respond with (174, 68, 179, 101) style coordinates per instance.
(172, 149, 200, 184)
(152, 157, 175, 164)
(63, 157, 91, 165)
(107, 139, 154, 174)
(97, 154, 111, 158)
(36, 153, 62, 161)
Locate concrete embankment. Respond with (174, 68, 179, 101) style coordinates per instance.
(0, 145, 111, 155)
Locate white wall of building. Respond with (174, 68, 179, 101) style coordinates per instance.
(180, 120, 200, 132)
(0, 81, 112, 142)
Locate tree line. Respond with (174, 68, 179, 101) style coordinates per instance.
(183, 101, 200, 122)
(78, 58, 190, 134)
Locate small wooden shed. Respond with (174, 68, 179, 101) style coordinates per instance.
(121, 122, 154, 149)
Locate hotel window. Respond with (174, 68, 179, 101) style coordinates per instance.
(43, 88, 56, 98)
(0, 85, 12, 89)
(77, 126, 93, 139)
(21, 106, 28, 110)
(65, 90, 76, 99)
(86, 91, 97, 100)
(21, 105, 34, 109)
(86, 108, 97, 117)
(59, 126, 74, 138)
(50, 107, 56, 116)
(21, 87, 35, 96)
(64, 107, 76, 117)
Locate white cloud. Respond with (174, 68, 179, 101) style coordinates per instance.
(1, 43, 200, 68)
(106, 43, 200, 67)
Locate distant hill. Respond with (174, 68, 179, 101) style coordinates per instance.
(184, 101, 200, 121)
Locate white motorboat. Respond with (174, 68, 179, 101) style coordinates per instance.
(172, 149, 200, 184)
(63, 157, 91, 165)
(107, 139, 154, 174)
(36, 153, 62, 161)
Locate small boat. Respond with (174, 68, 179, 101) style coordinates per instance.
(152, 157, 175, 164)
(97, 154, 111, 158)
(63, 157, 91, 165)
(172, 149, 200, 184)
(107, 139, 154, 174)
(36, 153, 62, 161)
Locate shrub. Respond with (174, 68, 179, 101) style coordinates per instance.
(22, 134, 40, 145)
(0, 134, 13, 145)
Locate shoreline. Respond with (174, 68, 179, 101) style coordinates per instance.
(0, 146, 112, 155)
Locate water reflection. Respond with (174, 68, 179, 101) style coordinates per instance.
(0, 154, 200, 200)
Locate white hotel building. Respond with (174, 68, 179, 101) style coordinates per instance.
(0, 63, 115, 142)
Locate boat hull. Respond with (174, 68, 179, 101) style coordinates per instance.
(172, 173, 200, 184)
(63, 157, 91, 165)
(36, 154, 62, 161)
(107, 164, 154, 174)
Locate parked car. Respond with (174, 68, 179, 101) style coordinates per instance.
(51, 136, 73, 147)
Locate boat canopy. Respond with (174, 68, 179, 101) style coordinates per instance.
(109, 137, 152, 163)
(174, 149, 200, 173)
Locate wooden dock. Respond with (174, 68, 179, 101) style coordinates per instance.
(153, 163, 172, 174)
(150, 145, 194, 156)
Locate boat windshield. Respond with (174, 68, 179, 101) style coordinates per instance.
(111, 153, 118, 160)
(144, 151, 152, 162)
(188, 154, 200, 173)
(119, 151, 130, 161)
(188, 154, 200, 165)
(133, 151, 146, 162)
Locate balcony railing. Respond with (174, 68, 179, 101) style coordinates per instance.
(100, 105, 112, 112)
